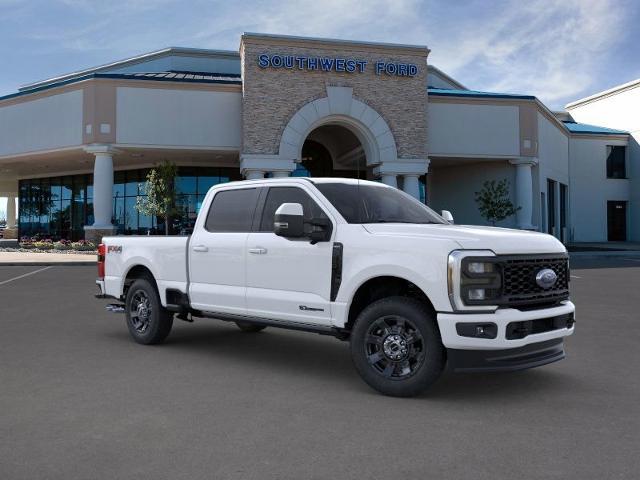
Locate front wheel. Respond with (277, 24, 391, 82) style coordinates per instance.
(350, 296, 445, 397)
(125, 278, 173, 345)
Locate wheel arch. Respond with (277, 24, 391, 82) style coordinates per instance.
(344, 275, 437, 332)
(121, 263, 158, 299)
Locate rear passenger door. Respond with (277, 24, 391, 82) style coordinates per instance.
(188, 187, 260, 315)
(245, 186, 334, 326)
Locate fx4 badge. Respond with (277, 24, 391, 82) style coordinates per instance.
(107, 245, 123, 254)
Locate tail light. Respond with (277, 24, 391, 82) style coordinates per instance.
(97, 243, 106, 279)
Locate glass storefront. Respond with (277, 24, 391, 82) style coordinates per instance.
(19, 166, 241, 240)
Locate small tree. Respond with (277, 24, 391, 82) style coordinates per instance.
(136, 161, 179, 235)
(474, 179, 520, 226)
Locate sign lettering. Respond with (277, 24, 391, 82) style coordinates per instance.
(258, 54, 418, 77)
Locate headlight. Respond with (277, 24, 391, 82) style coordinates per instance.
(448, 251, 501, 311)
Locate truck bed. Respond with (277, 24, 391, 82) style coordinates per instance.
(102, 235, 190, 305)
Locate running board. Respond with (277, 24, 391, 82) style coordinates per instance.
(196, 310, 348, 339)
(106, 303, 125, 313)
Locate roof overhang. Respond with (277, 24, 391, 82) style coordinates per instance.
(19, 47, 240, 93)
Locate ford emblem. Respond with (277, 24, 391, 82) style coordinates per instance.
(535, 268, 558, 289)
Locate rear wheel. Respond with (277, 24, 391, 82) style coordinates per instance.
(125, 278, 173, 345)
(350, 296, 445, 397)
(235, 321, 266, 333)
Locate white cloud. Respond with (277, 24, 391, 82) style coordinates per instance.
(424, 0, 630, 107)
(5, 0, 635, 109)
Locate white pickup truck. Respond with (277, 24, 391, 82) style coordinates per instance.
(96, 178, 575, 397)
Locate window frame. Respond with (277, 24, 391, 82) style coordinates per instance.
(203, 187, 261, 234)
(255, 185, 331, 234)
(606, 145, 627, 179)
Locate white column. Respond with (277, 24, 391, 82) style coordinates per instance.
(92, 153, 114, 227)
(241, 154, 295, 181)
(380, 174, 397, 188)
(245, 170, 265, 180)
(401, 174, 421, 199)
(84, 146, 118, 236)
(6, 195, 16, 229)
(510, 158, 538, 230)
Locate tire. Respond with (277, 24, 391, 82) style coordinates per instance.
(235, 321, 266, 333)
(125, 277, 173, 345)
(350, 296, 445, 397)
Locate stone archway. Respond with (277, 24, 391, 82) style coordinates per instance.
(278, 86, 398, 167)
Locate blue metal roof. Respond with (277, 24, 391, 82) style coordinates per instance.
(562, 121, 628, 135)
(428, 87, 535, 100)
(0, 71, 242, 102)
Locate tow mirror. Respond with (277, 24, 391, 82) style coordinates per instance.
(307, 217, 332, 244)
(274, 203, 305, 238)
(442, 210, 454, 223)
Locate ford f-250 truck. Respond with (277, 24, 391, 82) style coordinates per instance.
(96, 178, 575, 397)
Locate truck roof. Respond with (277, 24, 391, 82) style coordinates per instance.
(216, 177, 389, 188)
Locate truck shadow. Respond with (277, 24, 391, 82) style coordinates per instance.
(135, 321, 582, 401)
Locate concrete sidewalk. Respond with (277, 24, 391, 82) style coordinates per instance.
(0, 251, 96, 266)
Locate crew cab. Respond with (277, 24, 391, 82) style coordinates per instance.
(96, 178, 575, 397)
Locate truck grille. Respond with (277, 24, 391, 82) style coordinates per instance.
(500, 255, 569, 308)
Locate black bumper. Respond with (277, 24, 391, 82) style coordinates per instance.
(447, 338, 565, 373)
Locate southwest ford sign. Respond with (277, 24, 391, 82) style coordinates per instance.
(257, 54, 418, 77)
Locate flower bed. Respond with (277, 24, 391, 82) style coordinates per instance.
(0, 237, 99, 255)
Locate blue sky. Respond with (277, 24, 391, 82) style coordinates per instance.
(1, 0, 639, 216)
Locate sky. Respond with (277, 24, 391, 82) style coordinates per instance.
(1, 0, 639, 216)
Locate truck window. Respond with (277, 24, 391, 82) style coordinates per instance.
(259, 187, 327, 232)
(205, 188, 259, 232)
(314, 182, 445, 224)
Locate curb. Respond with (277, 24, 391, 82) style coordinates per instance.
(0, 262, 96, 266)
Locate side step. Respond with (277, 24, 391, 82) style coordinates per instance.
(106, 303, 125, 313)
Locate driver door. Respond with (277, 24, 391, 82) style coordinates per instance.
(245, 186, 334, 326)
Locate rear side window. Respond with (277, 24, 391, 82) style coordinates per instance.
(205, 188, 259, 232)
(259, 187, 327, 232)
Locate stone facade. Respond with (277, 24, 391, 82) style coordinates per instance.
(240, 34, 429, 162)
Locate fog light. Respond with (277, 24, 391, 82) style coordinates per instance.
(468, 288, 486, 300)
(456, 322, 498, 339)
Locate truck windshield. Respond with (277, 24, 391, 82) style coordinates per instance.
(314, 182, 447, 225)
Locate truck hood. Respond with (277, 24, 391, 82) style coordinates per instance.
(362, 224, 566, 255)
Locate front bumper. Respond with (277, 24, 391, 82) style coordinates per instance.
(447, 338, 565, 373)
(437, 301, 575, 350)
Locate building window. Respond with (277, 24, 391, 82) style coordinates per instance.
(18, 166, 240, 240)
(560, 183, 568, 242)
(547, 179, 556, 235)
(606, 146, 626, 179)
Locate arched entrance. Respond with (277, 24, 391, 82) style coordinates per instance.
(297, 124, 368, 179)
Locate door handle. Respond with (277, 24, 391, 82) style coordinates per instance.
(248, 247, 267, 255)
(192, 245, 209, 252)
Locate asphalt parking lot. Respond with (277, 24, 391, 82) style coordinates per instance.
(1, 257, 639, 479)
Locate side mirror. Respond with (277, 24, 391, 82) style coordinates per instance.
(307, 217, 332, 244)
(274, 203, 305, 238)
(442, 210, 454, 223)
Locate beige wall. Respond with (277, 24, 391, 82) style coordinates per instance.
(240, 35, 429, 159)
(116, 86, 242, 149)
(427, 102, 520, 157)
(0, 90, 83, 157)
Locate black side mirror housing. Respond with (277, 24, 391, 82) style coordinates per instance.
(307, 217, 332, 244)
(274, 203, 305, 238)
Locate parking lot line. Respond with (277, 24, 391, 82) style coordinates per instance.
(0, 266, 52, 286)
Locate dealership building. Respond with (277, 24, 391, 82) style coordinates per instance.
(0, 33, 636, 243)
